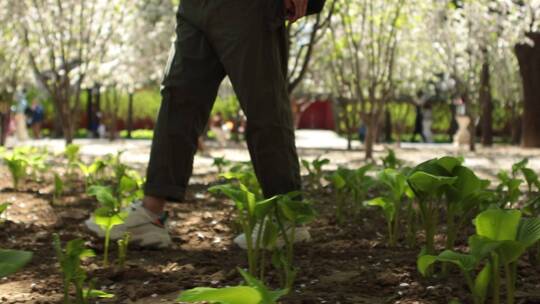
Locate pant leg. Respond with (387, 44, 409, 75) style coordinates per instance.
(206, 0, 302, 198)
(144, 14, 226, 202)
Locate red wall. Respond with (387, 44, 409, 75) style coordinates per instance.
(297, 100, 335, 130)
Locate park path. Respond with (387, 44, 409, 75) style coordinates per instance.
(7, 130, 540, 181)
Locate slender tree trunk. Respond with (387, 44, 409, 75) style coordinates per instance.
(86, 88, 93, 130)
(515, 33, 540, 147)
(462, 93, 476, 152)
(384, 110, 392, 143)
(127, 92, 134, 139)
(364, 114, 379, 160)
(480, 60, 493, 146)
(62, 113, 74, 144)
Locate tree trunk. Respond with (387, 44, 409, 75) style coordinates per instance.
(384, 110, 392, 143)
(480, 60, 493, 146)
(62, 100, 75, 144)
(0, 112, 9, 146)
(462, 93, 476, 152)
(364, 123, 377, 160)
(363, 114, 379, 160)
(515, 32, 540, 147)
(127, 92, 134, 139)
(62, 113, 74, 144)
(86, 88, 93, 130)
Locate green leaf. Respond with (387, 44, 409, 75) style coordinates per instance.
(0, 249, 33, 278)
(177, 286, 262, 304)
(329, 172, 346, 189)
(254, 196, 278, 219)
(418, 250, 478, 278)
(468, 236, 502, 260)
(119, 175, 138, 194)
(436, 156, 463, 173)
(85, 289, 115, 299)
(474, 209, 521, 241)
(407, 171, 457, 198)
(512, 158, 528, 176)
(473, 263, 491, 303)
(366, 197, 395, 223)
(262, 220, 279, 248)
(496, 241, 525, 264)
(209, 185, 249, 211)
(521, 168, 539, 190)
(378, 169, 407, 200)
(238, 268, 288, 303)
(417, 254, 437, 277)
(94, 209, 127, 230)
(517, 217, 540, 247)
(448, 166, 482, 202)
(277, 197, 316, 225)
(0, 202, 10, 215)
(87, 186, 117, 209)
(435, 250, 477, 272)
(355, 164, 373, 177)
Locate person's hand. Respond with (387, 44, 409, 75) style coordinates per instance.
(284, 0, 308, 23)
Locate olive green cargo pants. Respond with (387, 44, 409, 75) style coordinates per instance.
(144, 0, 301, 202)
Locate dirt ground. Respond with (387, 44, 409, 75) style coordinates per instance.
(1, 141, 540, 304)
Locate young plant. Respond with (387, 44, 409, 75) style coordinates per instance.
(78, 159, 107, 189)
(301, 157, 330, 189)
(177, 268, 287, 304)
(439, 163, 491, 262)
(511, 158, 540, 195)
(418, 209, 540, 304)
(87, 185, 127, 267)
(270, 193, 316, 290)
(3, 153, 28, 190)
(209, 183, 276, 277)
(327, 169, 348, 224)
(366, 168, 413, 246)
(496, 170, 523, 208)
(348, 164, 375, 208)
(117, 170, 144, 207)
(15, 147, 49, 182)
(64, 144, 81, 176)
(53, 173, 64, 205)
(381, 149, 404, 169)
(53, 234, 113, 304)
(221, 164, 263, 200)
(327, 165, 374, 224)
(117, 233, 130, 269)
(210, 180, 314, 291)
(407, 157, 459, 255)
(213, 157, 232, 174)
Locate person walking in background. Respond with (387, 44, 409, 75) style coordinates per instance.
(411, 104, 425, 142)
(28, 99, 44, 139)
(422, 103, 434, 143)
(14, 88, 29, 141)
(85, 0, 314, 248)
(448, 102, 459, 142)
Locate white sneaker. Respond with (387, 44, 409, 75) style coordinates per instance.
(85, 201, 172, 249)
(234, 224, 311, 250)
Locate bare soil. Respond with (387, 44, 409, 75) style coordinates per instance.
(1, 167, 540, 304)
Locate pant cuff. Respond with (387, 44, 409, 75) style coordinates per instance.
(143, 183, 185, 203)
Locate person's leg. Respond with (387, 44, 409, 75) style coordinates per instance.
(143, 13, 226, 206)
(208, 0, 301, 198)
(87, 7, 225, 248)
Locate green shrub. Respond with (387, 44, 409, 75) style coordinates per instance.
(418, 209, 540, 304)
